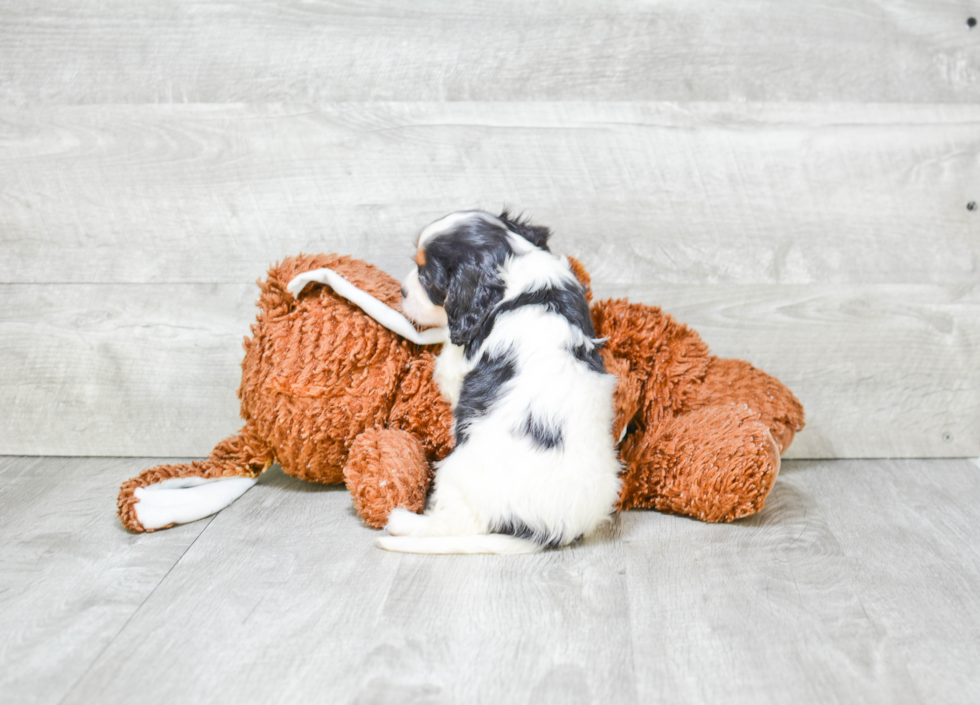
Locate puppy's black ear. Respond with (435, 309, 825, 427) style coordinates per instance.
(445, 262, 506, 348)
(499, 210, 551, 251)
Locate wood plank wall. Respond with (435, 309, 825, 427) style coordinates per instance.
(1, 1, 978, 459)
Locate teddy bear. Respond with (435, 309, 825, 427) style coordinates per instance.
(117, 253, 804, 533)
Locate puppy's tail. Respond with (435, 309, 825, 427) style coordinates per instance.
(375, 535, 543, 555)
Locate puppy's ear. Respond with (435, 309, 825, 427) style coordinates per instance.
(499, 210, 551, 251)
(444, 262, 506, 347)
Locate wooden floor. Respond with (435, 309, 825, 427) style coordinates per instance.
(2, 456, 978, 704)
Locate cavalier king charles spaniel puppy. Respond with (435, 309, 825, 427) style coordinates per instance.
(376, 210, 622, 554)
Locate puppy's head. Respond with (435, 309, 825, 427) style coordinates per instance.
(401, 210, 550, 346)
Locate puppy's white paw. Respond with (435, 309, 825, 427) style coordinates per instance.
(385, 507, 428, 537)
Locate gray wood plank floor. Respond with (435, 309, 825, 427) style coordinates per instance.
(2, 456, 978, 704)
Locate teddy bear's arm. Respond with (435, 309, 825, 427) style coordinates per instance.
(591, 295, 801, 523)
(343, 428, 432, 529)
(340, 348, 456, 529)
(117, 425, 274, 532)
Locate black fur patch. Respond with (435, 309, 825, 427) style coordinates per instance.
(465, 279, 596, 358)
(569, 341, 606, 374)
(517, 411, 564, 451)
(418, 217, 514, 347)
(490, 518, 566, 550)
(497, 210, 552, 251)
(455, 347, 518, 445)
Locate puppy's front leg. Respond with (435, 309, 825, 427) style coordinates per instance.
(434, 342, 468, 409)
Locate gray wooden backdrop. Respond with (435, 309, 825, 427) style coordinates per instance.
(1, 0, 978, 460)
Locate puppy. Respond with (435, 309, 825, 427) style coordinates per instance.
(377, 210, 622, 554)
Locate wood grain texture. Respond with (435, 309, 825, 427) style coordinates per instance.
(2, 8, 977, 461)
(0, 458, 971, 704)
(610, 283, 980, 460)
(620, 458, 980, 705)
(57, 467, 400, 705)
(0, 0, 977, 104)
(60, 465, 637, 705)
(1, 281, 976, 459)
(1, 102, 977, 288)
(357, 522, 634, 704)
(0, 283, 252, 457)
(796, 459, 980, 705)
(0, 456, 209, 705)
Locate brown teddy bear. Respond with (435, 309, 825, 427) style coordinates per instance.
(117, 253, 803, 533)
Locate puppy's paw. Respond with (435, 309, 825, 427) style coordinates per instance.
(385, 507, 428, 536)
(375, 536, 398, 551)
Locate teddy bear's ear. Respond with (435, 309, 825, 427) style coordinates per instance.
(499, 210, 551, 251)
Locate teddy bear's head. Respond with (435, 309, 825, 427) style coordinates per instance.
(240, 254, 453, 485)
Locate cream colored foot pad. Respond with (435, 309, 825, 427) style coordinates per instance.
(133, 476, 257, 530)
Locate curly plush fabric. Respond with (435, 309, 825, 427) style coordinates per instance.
(344, 428, 432, 528)
(617, 405, 781, 521)
(239, 254, 445, 485)
(119, 254, 454, 532)
(592, 296, 803, 521)
(118, 253, 803, 532)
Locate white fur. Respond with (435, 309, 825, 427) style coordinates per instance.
(433, 341, 468, 408)
(399, 267, 448, 329)
(417, 210, 502, 250)
(501, 249, 579, 300)
(376, 533, 540, 554)
(385, 212, 622, 555)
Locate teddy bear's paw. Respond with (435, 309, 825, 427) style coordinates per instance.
(132, 476, 257, 530)
(385, 507, 430, 536)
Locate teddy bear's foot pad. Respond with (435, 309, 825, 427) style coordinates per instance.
(133, 476, 257, 530)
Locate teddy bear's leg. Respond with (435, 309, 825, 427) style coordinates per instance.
(617, 405, 781, 523)
(343, 428, 432, 529)
(117, 426, 275, 532)
(697, 358, 805, 454)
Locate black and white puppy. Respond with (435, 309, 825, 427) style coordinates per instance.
(377, 210, 622, 554)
